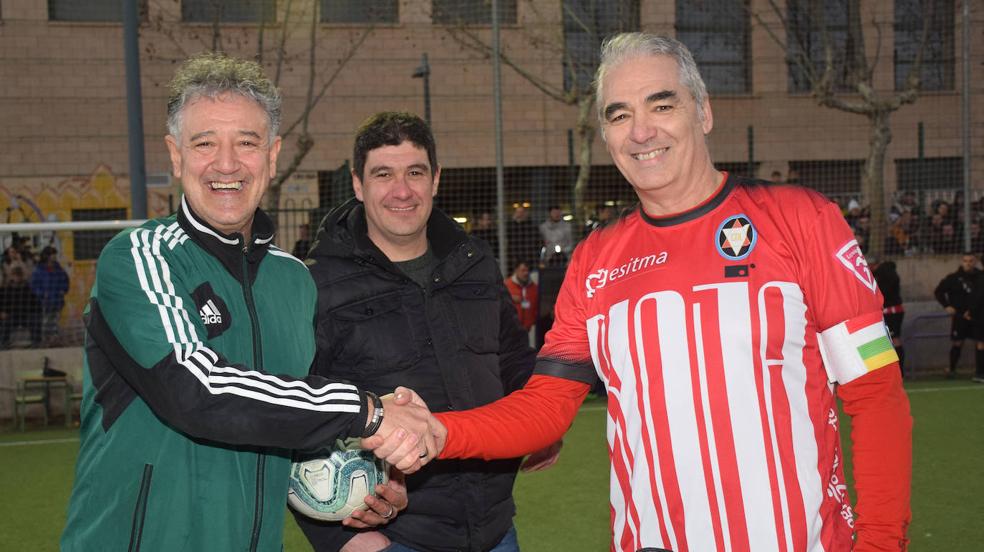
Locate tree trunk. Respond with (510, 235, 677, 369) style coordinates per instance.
(572, 93, 596, 225)
(863, 110, 892, 258)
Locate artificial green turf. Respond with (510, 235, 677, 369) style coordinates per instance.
(2, 383, 981, 551)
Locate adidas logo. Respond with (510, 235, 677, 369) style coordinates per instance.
(200, 299, 222, 325)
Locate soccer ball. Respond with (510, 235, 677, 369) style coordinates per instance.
(288, 438, 390, 521)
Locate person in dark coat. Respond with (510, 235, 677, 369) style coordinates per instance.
(300, 112, 560, 552)
(29, 246, 69, 345)
(0, 265, 41, 347)
(934, 253, 984, 379)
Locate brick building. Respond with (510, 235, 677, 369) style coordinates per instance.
(0, 0, 981, 233)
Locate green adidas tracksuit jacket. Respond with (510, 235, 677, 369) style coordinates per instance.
(61, 197, 370, 551)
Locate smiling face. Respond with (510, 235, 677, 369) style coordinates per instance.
(353, 141, 440, 261)
(165, 93, 281, 238)
(601, 54, 718, 214)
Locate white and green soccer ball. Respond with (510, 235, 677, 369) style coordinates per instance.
(288, 438, 390, 521)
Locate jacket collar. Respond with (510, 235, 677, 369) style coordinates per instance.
(177, 195, 275, 282)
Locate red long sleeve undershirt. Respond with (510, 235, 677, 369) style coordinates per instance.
(435, 374, 590, 460)
(837, 363, 913, 551)
(438, 365, 911, 551)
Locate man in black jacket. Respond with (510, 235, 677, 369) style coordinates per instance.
(934, 253, 984, 379)
(300, 112, 558, 551)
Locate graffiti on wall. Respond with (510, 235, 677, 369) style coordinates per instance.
(0, 165, 175, 338)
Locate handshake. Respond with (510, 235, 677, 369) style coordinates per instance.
(362, 387, 447, 474)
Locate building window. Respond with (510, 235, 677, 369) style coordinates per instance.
(563, 0, 640, 93)
(894, 0, 954, 91)
(715, 161, 760, 180)
(675, 0, 750, 94)
(72, 208, 128, 261)
(786, 0, 855, 93)
(788, 159, 864, 200)
(896, 157, 961, 190)
(48, 0, 146, 22)
(182, 0, 276, 24)
(432, 0, 516, 25)
(321, 0, 397, 24)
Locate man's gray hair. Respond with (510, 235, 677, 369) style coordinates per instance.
(594, 33, 708, 126)
(166, 52, 282, 141)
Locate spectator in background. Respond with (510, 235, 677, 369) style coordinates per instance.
(506, 205, 539, 271)
(504, 260, 538, 334)
(938, 223, 961, 254)
(291, 222, 312, 260)
(934, 200, 955, 227)
(30, 246, 69, 346)
(538, 205, 574, 266)
(786, 168, 801, 185)
(770, 170, 783, 183)
(2, 243, 32, 286)
(869, 255, 905, 377)
(853, 214, 871, 252)
(469, 210, 500, 256)
(885, 210, 915, 256)
(585, 204, 616, 236)
(844, 198, 862, 228)
(0, 265, 41, 348)
(970, 221, 984, 254)
(934, 253, 983, 379)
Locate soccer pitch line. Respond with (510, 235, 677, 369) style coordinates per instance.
(2, 384, 980, 447)
(0, 437, 78, 447)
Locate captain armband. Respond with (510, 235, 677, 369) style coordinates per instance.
(817, 311, 899, 385)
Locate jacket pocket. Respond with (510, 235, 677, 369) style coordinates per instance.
(128, 463, 154, 552)
(447, 282, 500, 353)
(326, 293, 420, 374)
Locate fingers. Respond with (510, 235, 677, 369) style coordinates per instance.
(393, 386, 428, 408)
(520, 439, 564, 473)
(344, 495, 396, 528)
(367, 428, 425, 474)
(343, 471, 409, 529)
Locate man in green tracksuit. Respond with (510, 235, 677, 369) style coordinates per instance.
(61, 53, 435, 552)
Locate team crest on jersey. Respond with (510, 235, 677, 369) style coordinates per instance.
(835, 239, 876, 293)
(716, 214, 756, 261)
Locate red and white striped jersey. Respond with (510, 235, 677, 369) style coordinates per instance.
(537, 174, 896, 552)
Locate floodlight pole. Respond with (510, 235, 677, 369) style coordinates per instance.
(123, 0, 147, 219)
(412, 53, 432, 127)
(492, 0, 507, 275)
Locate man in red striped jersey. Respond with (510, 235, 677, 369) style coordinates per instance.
(367, 33, 912, 552)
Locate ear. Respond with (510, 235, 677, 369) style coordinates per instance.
(701, 98, 714, 135)
(268, 136, 283, 175)
(431, 165, 441, 197)
(165, 135, 182, 179)
(351, 169, 365, 202)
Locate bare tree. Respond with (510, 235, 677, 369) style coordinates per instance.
(754, 0, 935, 256)
(445, 0, 639, 223)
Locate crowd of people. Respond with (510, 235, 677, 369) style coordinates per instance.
(832, 191, 984, 256)
(0, 238, 69, 348)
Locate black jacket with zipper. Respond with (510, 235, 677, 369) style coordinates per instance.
(297, 198, 536, 552)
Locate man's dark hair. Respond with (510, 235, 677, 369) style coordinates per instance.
(353, 112, 437, 180)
